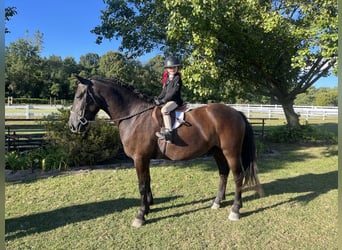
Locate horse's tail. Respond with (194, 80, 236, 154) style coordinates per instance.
(239, 112, 264, 196)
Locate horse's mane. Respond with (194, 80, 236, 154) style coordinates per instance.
(90, 76, 154, 103)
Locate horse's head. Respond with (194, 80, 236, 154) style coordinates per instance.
(68, 76, 100, 133)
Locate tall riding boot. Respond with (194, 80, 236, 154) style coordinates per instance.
(163, 114, 172, 132)
(156, 114, 173, 142)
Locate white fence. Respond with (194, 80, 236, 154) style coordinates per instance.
(5, 105, 66, 119)
(5, 104, 338, 120)
(225, 104, 338, 120)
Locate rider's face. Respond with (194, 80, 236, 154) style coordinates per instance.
(166, 66, 178, 75)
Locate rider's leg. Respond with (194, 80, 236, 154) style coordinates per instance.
(156, 101, 178, 140)
(162, 112, 172, 131)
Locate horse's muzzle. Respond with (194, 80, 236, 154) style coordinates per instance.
(69, 118, 87, 133)
(69, 123, 78, 133)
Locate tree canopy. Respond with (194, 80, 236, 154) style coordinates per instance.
(5, 33, 166, 101)
(5, 1, 337, 122)
(93, 0, 337, 127)
(5, 6, 17, 33)
(4, 30, 336, 109)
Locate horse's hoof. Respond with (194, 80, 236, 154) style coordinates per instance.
(132, 218, 145, 228)
(228, 211, 240, 221)
(211, 202, 220, 209)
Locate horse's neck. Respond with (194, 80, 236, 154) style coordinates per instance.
(101, 86, 151, 121)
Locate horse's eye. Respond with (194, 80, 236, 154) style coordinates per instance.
(76, 92, 85, 99)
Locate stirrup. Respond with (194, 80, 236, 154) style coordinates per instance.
(155, 129, 172, 142)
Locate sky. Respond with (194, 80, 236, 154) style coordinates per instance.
(5, 0, 159, 63)
(5, 0, 337, 88)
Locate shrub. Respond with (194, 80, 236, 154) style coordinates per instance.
(40, 147, 69, 171)
(5, 151, 30, 171)
(43, 109, 122, 167)
(267, 124, 337, 144)
(255, 139, 265, 155)
(5, 109, 122, 171)
(5, 147, 69, 171)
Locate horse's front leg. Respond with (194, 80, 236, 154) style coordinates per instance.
(132, 157, 153, 228)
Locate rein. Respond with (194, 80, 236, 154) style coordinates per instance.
(111, 105, 155, 124)
(75, 86, 156, 125)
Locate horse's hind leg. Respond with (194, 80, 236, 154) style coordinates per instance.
(211, 149, 230, 209)
(227, 156, 243, 221)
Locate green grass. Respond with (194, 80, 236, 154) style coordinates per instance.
(5, 144, 337, 249)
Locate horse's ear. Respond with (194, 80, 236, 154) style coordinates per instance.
(75, 75, 92, 86)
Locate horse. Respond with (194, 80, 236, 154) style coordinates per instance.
(68, 75, 263, 227)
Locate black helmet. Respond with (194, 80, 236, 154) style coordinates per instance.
(164, 56, 181, 68)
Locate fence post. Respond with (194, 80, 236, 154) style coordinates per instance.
(7, 96, 13, 106)
(247, 104, 250, 118)
(26, 105, 30, 119)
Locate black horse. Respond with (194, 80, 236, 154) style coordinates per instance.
(68, 76, 263, 227)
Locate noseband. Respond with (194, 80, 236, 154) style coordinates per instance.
(70, 87, 94, 126)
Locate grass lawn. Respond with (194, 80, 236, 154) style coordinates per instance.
(5, 143, 337, 249)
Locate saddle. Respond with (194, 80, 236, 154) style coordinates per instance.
(152, 104, 192, 153)
(152, 103, 191, 130)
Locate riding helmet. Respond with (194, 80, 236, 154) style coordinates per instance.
(164, 56, 181, 68)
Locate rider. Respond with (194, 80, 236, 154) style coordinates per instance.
(154, 56, 183, 141)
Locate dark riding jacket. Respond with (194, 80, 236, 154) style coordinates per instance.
(156, 72, 183, 106)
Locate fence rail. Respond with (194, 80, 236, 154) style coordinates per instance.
(5, 105, 64, 119)
(5, 104, 338, 120)
(190, 104, 338, 120)
(231, 104, 337, 120)
(4, 116, 267, 153)
(5, 119, 47, 152)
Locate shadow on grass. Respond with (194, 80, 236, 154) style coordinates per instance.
(5, 196, 181, 241)
(6, 147, 337, 237)
(6, 171, 337, 236)
(321, 145, 338, 157)
(312, 122, 337, 136)
(148, 197, 213, 225)
(175, 143, 337, 174)
(242, 170, 337, 218)
(150, 170, 337, 224)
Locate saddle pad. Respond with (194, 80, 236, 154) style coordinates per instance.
(173, 111, 186, 129)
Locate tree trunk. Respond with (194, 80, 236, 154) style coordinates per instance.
(282, 100, 300, 128)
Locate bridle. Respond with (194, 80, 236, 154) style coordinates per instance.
(70, 87, 92, 126)
(71, 85, 156, 126)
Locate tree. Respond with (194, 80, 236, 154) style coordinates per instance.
(136, 55, 164, 97)
(98, 51, 137, 83)
(294, 87, 317, 106)
(93, 0, 337, 127)
(5, 34, 166, 101)
(41, 55, 64, 99)
(165, 0, 337, 127)
(42, 55, 78, 100)
(5, 6, 17, 33)
(92, 0, 168, 57)
(5, 31, 44, 97)
(79, 53, 100, 76)
(315, 88, 338, 106)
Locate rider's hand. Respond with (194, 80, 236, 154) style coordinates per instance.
(154, 97, 161, 105)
